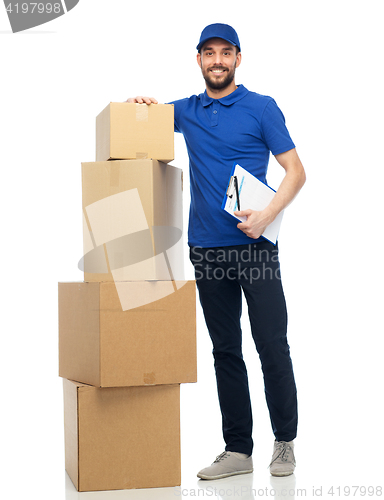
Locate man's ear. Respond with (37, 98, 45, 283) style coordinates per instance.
(197, 52, 202, 68)
(236, 52, 242, 68)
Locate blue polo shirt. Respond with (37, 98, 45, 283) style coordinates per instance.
(170, 84, 295, 248)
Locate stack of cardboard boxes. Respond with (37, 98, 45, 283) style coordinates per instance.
(59, 103, 197, 492)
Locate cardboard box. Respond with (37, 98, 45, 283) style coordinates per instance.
(63, 379, 181, 492)
(59, 280, 197, 387)
(96, 102, 174, 162)
(81, 159, 184, 282)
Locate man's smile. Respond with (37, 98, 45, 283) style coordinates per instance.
(209, 67, 227, 75)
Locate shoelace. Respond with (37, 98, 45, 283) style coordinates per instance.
(213, 451, 229, 463)
(268, 442, 295, 468)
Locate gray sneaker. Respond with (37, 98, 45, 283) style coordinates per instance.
(197, 451, 253, 480)
(269, 440, 296, 477)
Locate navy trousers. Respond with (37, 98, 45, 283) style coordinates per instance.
(190, 241, 298, 456)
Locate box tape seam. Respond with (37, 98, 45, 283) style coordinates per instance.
(135, 104, 149, 122)
(109, 162, 120, 187)
(135, 152, 148, 159)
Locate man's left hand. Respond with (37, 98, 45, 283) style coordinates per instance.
(234, 209, 273, 239)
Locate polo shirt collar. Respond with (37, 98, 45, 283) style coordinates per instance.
(200, 84, 248, 107)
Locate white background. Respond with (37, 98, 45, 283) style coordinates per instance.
(1, 1, 383, 498)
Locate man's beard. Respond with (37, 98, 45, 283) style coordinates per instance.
(202, 63, 236, 91)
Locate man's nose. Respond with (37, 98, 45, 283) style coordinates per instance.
(212, 53, 223, 65)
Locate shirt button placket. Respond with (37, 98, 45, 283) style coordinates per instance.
(211, 105, 219, 127)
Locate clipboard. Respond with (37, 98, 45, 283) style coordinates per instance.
(221, 162, 284, 245)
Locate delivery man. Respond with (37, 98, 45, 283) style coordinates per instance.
(127, 23, 306, 479)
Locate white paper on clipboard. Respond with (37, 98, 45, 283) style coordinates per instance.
(222, 163, 284, 245)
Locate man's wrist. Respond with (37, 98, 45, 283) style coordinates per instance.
(261, 206, 278, 226)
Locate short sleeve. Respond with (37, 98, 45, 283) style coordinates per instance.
(168, 98, 189, 134)
(261, 99, 295, 156)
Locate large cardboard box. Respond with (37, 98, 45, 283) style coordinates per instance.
(81, 159, 184, 282)
(96, 102, 174, 162)
(59, 280, 197, 387)
(63, 379, 181, 492)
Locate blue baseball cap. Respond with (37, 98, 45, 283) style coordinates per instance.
(196, 23, 241, 52)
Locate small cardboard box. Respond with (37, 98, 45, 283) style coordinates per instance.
(81, 159, 184, 282)
(63, 379, 181, 492)
(59, 280, 197, 387)
(96, 102, 174, 162)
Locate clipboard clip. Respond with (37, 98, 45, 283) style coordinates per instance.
(226, 176, 235, 198)
(226, 175, 240, 211)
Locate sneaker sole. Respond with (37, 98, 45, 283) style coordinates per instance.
(197, 469, 253, 480)
(270, 470, 294, 477)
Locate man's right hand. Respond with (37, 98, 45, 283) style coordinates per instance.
(126, 96, 158, 104)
